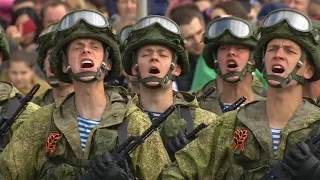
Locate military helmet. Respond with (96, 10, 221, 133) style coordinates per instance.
(122, 15, 189, 76)
(202, 16, 258, 82)
(254, 9, 320, 87)
(37, 23, 59, 71)
(50, 9, 121, 83)
(119, 25, 133, 53)
(0, 26, 10, 61)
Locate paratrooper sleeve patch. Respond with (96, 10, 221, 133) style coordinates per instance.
(45, 131, 61, 155)
(233, 129, 248, 153)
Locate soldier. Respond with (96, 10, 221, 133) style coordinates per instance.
(0, 26, 40, 152)
(0, 10, 170, 180)
(193, 16, 266, 115)
(32, 23, 74, 106)
(160, 9, 320, 179)
(122, 15, 217, 161)
(303, 19, 320, 106)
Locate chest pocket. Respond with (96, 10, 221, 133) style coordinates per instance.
(40, 115, 133, 179)
(229, 124, 269, 180)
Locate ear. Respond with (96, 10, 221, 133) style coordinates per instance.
(131, 63, 139, 77)
(303, 64, 315, 80)
(172, 64, 182, 76)
(106, 59, 112, 71)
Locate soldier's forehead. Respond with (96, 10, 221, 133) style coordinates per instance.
(138, 44, 173, 52)
(267, 38, 300, 48)
(69, 38, 103, 45)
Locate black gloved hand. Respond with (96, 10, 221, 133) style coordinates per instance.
(89, 151, 128, 180)
(166, 131, 189, 161)
(281, 141, 320, 180)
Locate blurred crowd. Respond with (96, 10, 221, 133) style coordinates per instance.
(0, 0, 318, 98)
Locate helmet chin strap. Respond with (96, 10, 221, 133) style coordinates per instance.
(213, 53, 255, 83)
(134, 54, 178, 89)
(62, 50, 110, 83)
(263, 51, 307, 88)
(43, 70, 60, 88)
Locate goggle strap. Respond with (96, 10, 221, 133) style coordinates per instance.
(62, 51, 69, 66)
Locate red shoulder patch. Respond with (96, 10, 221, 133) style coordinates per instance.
(45, 131, 61, 155)
(233, 129, 248, 152)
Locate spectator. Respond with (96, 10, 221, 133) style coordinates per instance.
(40, 1, 70, 28)
(309, 0, 320, 19)
(6, 7, 42, 52)
(169, 3, 205, 91)
(116, 0, 137, 19)
(0, 50, 50, 97)
(284, 0, 310, 15)
(87, 0, 109, 18)
(33, 0, 45, 17)
(0, 0, 14, 23)
(194, 0, 212, 11)
(12, 0, 34, 12)
(212, 1, 249, 20)
(65, 0, 87, 10)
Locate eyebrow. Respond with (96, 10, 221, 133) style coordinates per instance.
(141, 48, 170, 53)
(267, 44, 298, 50)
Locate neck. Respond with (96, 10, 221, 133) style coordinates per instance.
(52, 84, 74, 100)
(74, 80, 107, 120)
(303, 80, 320, 99)
(218, 75, 255, 104)
(266, 85, 303, 129)
(139, 85, 174, 113)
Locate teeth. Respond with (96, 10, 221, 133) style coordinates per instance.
(273, 65, 282, 69)
(82, 60, 92, 64)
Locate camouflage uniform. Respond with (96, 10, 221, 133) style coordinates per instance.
(32, 89, 54, 107)
(131, 91, 217, 157)
(31, 23, 59, 107)
(161, 100, 320, 180)
(194, 79, 265, 115)
(160, 10, 320, 179)
(0, 86, 170, 180)
(0, 81, 40, 152)
(0, 10, 170, 180)
(0, 25, 10, 62)
(193, 17, 266, 115)
(122, 15, 217, 160)
(0, 27, 40, 152)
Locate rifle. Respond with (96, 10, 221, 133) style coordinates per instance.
(222, 96, 247, 113)
(80, 105, 176, 180)
(197, 86, 216, 101)
(0, 83, 40, 138)
(186, 96, 247, 143)
(261, 132, 320, 180)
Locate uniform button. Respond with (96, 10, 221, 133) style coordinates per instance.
(112, 112, 119, 116)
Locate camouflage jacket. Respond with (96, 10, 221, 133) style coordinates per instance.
(0, 86, 170, 180)
(161, 99, 320, 180)
(0, 81, 40, 152)
(193, 80, 266, 115)
(132, 91, 218, 160)
(32, 89, 55, 107)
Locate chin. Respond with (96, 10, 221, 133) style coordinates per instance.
(226, 76, 240, 82)
(145, 82, 161, 87)
(267, 80, 282, 86)
(79, 76, 96, 82)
